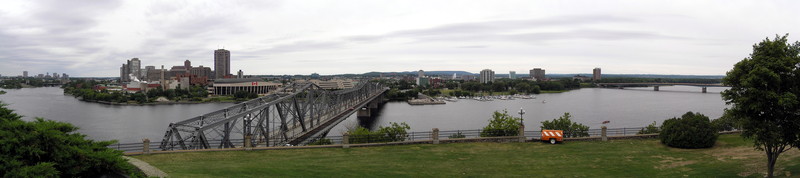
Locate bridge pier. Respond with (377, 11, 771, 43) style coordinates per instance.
(653, 86, 659, 91)
(357, 107, 371, 118)
(702, 87, 707, 93)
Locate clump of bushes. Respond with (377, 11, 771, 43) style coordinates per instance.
(348, 122, 411, 144)
(308, 138, 333, 145)
(638, 121, 660, 134)
(660, 112, 718, 149)
(480, 110, 521, 137)
(540, 113, 589, 138)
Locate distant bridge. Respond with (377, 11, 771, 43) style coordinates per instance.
(597, 83, 726, 93)
(159, 82, 388, 151)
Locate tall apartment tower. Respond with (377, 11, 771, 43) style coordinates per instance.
(530, 68, 545, 81)
(509, 71, 517, 79)
(237, 70, 243, 78)
(417, 70, 424, 78)
(480, 69, 495, 84)
(214, 49, 231, 79)
(23, 71, 28, 78)
(593, 68, 602, 80)
(128, 58, 141, 80)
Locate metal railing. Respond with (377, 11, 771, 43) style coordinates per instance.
(110, 127, 652, 153)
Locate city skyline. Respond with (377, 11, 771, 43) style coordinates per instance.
(1, 1, 799, 77)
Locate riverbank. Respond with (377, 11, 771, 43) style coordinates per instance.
(134, 134, 799, 177)
(77, 98, 238, 106)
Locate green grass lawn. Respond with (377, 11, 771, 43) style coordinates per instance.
(135, 134, 800, 177)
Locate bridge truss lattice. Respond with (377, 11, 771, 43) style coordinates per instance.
(159, 82, 386, 151)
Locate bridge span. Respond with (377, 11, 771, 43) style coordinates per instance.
(159, 82, 388, 151)
(597, 83, 726, 93)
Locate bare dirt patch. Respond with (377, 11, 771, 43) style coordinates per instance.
(652, 155, 697, 169)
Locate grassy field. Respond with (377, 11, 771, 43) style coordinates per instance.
(135, 134, 800, 177)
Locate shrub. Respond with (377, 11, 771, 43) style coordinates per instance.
(540, 113, 589, 138)
(308, 138, 333, 145)
(449, 131, 466, 139)
(638, 121, 660, 134)
(660, 112, 718, 149)
(348, 122, 410, 144)
(711, 112, 741, 132)
(480, 110, 521, 137)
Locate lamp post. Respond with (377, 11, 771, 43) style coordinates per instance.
(518, 107, 526, 125)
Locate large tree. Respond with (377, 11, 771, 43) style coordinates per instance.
(721, 34, 800, 177)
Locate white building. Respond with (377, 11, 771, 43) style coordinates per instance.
(480, 69, 495, 84)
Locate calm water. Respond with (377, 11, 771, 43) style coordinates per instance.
(329, 86, 730, 135)
(0, 87, 234, 143)
(0, 86, 730, 143)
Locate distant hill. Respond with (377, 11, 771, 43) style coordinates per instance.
(545, 74, 724, 79)
(362, 71, 476, 77)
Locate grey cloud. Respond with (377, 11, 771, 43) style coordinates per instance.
(247, 41, 344, 54)
(344, 15, 639, 43)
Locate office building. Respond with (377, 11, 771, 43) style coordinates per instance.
(237, 70, 243, 78)
(189, 65, 212, 78)
(480, 69, 495, 84)
(593, 68, 602, 80)
(214, 49, 231, 79)
(530, 68, 545, 81)
(418, 70, 424, 78)
(23, 71, 28, 78)
(509, 71, 517, 79)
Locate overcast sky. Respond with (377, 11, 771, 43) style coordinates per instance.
(1, 0, 798, 77)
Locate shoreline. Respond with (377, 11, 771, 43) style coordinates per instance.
(78, 98, 238, 106)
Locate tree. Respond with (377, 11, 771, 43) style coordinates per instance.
(540, 113, 589, 138)
(659, 112, 717, 149)
(0, 103, 140, 177)
(480, 110, 521, 137)
(721, 34, 800, 177)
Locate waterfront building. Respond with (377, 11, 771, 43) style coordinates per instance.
(593, 68, 602, 80)
(237, 70, 243, 78)
(530, 68, 545, 81)
(214, 49, 231, 79)
(210, 78, 282, 96)
(509, 71, 517, 79)
(480, 69, 495, 84)
(52, 73, 59, 79)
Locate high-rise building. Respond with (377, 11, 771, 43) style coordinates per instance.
(509, 71, 517, 79)
(593, 68, 602, 80)
(128, 58, 141, 80)
(237, 70, 243, 78)
(62, 73, 69, 80)
(52, 73, 59, 78)
(418, 70, 424, 78)
(214, 49, 231, 79)
(144, 66, 156, 80)
(23, 71, 28, 78)
(480, 69, 495, 84)
(530, 68, 545, 81)
(120, 63, 130, 82)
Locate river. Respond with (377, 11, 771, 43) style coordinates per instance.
(0, 86, 729, 143)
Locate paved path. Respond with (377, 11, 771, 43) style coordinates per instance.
(124, 156, 168, 177)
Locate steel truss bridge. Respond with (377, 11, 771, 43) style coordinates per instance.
(159, 82, 388, 151)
